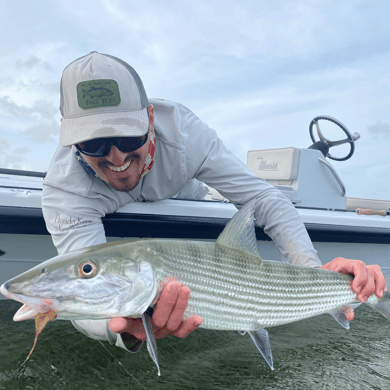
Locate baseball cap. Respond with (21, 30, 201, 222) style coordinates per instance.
(60, 51, 149, 147)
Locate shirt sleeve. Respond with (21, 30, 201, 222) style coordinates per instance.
(71, 319, 143, 352)
(42, 183, 107, 255)
(41, 183, 143, 352)
(185, 118, 322, 268)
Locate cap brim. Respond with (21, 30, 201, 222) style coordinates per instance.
(60, 108, 149, 147)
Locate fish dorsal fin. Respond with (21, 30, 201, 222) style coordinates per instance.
(216, 198, 261, 259)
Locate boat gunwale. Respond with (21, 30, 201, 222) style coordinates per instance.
(0, 205, 389, 244)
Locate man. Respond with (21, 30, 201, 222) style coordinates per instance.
(42, 51, 385, 353)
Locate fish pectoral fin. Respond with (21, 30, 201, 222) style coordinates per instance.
(249, 329, 274, 371)
(329, 303, 361, 330)
(141, 309, 161, 376)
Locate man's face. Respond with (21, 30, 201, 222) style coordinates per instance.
(81, 105, 154, 192)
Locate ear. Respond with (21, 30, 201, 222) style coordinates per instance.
(148, 104, 154, 126)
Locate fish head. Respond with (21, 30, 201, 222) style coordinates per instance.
(0, 241, 157, 321)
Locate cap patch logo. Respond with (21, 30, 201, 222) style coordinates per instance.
(77, 79, 120, 109)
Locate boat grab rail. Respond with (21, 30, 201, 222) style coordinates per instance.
(0, 168, 46, 178)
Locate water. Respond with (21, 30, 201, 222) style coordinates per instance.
(0, 300, 389, 390)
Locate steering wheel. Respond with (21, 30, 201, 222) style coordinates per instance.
(309, 115, 360, 161)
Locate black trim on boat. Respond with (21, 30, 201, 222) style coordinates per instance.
(0, 206, 389, 244)
(304, 223, 390, 244)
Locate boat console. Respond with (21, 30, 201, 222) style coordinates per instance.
(247, 116, 361, 210)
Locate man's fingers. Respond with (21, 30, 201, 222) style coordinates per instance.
(326, 258, 367, 294)
(370, 264, 386, 298)
(109, 317, 130, 333)
(154, 327, 172, 339)
(124, 320, 147, 340)
(152, 315, 203, 339)
(166, 286, 191, 332)
(109, 317, 146, 338)
(322, 258, 387, 306)
(356, 271, 375, 302)
(152, 281, 181, 328)
(356, 265, 386, 301)
(324, 258, 386, 302)
(341, 306, 354, 321)
(350, 261, 368, 294)
(132, 329, 148, 341)
(171, 316, 203, 338)
(111, 282, 204, 342)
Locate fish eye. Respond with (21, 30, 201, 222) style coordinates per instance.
(78, 260, 98, 278)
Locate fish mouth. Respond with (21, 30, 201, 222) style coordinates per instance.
(1, 282, 60, 321)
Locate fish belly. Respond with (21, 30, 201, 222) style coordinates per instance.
(147, 240, 359, 331)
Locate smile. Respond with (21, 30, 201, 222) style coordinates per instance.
(108, 160, 131, 172)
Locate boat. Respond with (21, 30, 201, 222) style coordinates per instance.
(1, 115, 389, 299)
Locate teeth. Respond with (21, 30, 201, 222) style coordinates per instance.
(108, 160, 131, 172)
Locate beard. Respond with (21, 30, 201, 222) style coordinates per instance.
(96, 154, 144, 192)
(107, 171, 143, 192)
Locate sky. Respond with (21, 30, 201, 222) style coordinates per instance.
(0, 0, 389, 200)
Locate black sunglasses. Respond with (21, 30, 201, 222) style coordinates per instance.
(75, 132, 149, 157)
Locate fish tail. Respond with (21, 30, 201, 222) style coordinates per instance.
(371, 270, 390, 320)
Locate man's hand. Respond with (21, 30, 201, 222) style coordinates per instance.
(109, 281, 203, 341)
(320, 257, 386, 320)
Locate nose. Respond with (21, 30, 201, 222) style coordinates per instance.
(105, 146, 128, 166)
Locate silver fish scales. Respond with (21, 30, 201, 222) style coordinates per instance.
(138, 239, 359, 330)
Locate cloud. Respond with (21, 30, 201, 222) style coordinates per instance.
(0, 96, 28, 117)
(0, 96, 57, 120)
(0, 96, 59, 142)
(16, 56, 53, 71)
(0, 138, 31, 170)
(367, 121, 390, 137)
(0, 138, 10, 152)
(23, 119, 59, 143)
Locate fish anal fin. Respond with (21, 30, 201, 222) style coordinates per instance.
(216, 198, 262, 260)
(249, 329, 274, 370)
